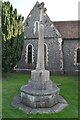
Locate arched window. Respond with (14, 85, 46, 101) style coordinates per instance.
(34, 21, 39, 34)
(77, 48, 80, 63)
(25, 44, 34, 64)
(28, 45, 32, 63)
(44, 44, 46, 66)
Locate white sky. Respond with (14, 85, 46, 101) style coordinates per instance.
(3, 0, 79, 21)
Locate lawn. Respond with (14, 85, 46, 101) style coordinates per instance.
(2, 72, 79, 118)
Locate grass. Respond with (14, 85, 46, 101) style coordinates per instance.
(2, 72, 79, 118)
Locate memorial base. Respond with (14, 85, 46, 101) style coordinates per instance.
(12, 95, 68, 113)
(12, 69, 68, 113)
(21, 84, 59, 108)
(20, 69, 59, 108)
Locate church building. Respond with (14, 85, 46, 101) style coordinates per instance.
(15, 2, 80, 75)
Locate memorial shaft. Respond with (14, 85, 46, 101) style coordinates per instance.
(36, 5, 45, 70)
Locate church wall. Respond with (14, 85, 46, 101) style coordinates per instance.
(16, 37, 63, 74)
(45, 38, 63, 73)
(16, 38, 80, 75)
(63, 39, 79, 74)
(15, 2, 80, 74)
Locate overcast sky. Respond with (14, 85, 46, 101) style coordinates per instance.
(3, 0, 79, 21)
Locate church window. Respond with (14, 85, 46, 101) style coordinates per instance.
(28, 45, 32, 63)
(25, 44, 34, 64)
(74, 47, 80, 65)
(34, 21, 39, 34)
(44, 44, 46, 66)
(77, 48, 80, 63)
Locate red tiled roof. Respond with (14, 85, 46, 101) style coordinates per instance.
(53, 21, 80, 39)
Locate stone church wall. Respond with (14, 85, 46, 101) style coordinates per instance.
(63, 39, 79, 74)
(15, 2, 80, 75)
(16, 37, 63, 74)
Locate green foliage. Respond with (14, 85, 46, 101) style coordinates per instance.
(2, 1, 24, 72)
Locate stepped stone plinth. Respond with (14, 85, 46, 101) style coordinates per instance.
(21, 69, 60, 108)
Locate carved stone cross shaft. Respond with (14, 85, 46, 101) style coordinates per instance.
(36, 3, 45, 70)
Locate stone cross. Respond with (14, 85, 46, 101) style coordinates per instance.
(36, 3, 45, 70)
(18, 2, 68, 110)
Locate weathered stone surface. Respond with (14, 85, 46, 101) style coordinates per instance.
(20, 84, 60, 108)
(12, 95, 68, 113)
(51, 103, 68, 113)
(21, 84, 59, 95)
(28, 79, 53, 90)
(57, 95, 68, 104)
(11, 95, 32, 113)
(31, 108, 52, 113)
(31, 70, 50, 81)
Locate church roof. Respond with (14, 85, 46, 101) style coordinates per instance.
(53, 21, 80, 39)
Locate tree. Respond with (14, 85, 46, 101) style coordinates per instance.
(2, 1, 24, 71)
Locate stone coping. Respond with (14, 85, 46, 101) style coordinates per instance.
(21, 84, 60, 96)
